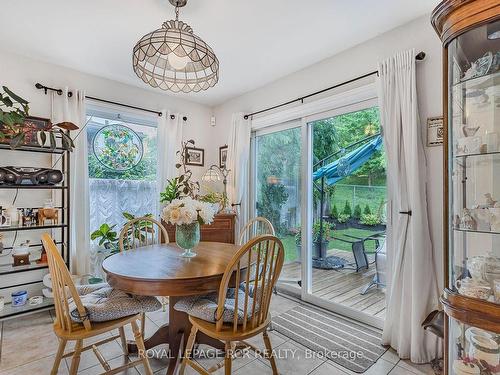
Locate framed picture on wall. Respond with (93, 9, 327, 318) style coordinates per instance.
(185, 147, 205, 166)
(427, 116, 444, 146)
(219, 145, 228, 168)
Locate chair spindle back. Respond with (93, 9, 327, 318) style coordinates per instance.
(215, 235, 284, 333)
(119, 217, 169, 251)
(238, 217, 275, 245)
(41, 233, 91, 333)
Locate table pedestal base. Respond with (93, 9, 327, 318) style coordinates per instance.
(127, 297, 224, 375)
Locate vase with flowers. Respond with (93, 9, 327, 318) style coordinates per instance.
(161, 197, 215, 257)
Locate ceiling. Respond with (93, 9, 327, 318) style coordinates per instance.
(0, 0, 438, 107)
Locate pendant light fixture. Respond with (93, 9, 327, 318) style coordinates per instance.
(132, 0, 219, 93)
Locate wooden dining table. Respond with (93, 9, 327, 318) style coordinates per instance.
(102, 241, 243, 375)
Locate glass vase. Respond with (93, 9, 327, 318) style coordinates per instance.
(176, 222, 200, 258)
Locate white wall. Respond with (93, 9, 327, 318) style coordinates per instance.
(214, 15, 444, 288)
(0, 50, 217, 181)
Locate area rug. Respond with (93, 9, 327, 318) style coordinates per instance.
(271, 305, 386, 373)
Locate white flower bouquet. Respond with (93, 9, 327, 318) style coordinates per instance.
(161, 197, 216, 226)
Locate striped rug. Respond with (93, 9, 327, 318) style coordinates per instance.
(272, 305, 387, 373)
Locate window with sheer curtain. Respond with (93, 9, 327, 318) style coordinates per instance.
(86, 105, 158, 276)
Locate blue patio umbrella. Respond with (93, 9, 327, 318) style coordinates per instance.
(313, 135, 383, 185)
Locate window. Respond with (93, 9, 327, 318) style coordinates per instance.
(86, 106, 158, 250)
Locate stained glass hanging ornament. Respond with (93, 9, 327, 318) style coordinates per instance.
(132, 0, 219, 93)
(337, 148, 351, 177)
(92, 123, 144, 171)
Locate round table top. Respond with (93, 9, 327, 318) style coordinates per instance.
(102, 242, 242, 297)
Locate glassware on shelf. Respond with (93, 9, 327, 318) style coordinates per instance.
(449, 319, 500, 375)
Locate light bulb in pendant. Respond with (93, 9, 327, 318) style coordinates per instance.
(168, 53, 190, 70)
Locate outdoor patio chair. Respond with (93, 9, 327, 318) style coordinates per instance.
(358, 233, 386, 295)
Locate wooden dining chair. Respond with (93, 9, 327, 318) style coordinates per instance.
(119, 216, 169, 336)
(238, 216, 275, 245)
(119, 216, 169, 251)
(178, 235, 285, 375)
(41, 233, 155, 375)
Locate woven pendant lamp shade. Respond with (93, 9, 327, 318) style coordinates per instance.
(133, 19, 219, 93)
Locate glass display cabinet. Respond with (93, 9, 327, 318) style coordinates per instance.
(432, 1, 500, 374)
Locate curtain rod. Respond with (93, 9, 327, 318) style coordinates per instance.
(243, 51, 426, 120)
(35, 83, 188, 121)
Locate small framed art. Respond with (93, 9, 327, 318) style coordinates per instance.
(219, 145, 228, 168)
(185, 147, 205, 166)
(427, 117, 444, 147)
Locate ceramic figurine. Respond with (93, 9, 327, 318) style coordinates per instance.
(461, 124, 480, 137)
(485, 193, 497, 207)
(461, 208, 476, 230)
(38, 208, 58, 225)
(491, 214, 500, 232)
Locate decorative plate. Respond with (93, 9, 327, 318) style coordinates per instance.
(92, 124, 143, 171)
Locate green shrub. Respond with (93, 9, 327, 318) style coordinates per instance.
(353, 204, 362, 219)
(363, 205, 372, 215)
(331, 204, 339, 219)
(337, 213, 351, 223)
(342, 200, 352, 216)
(360, 214, 380, 226)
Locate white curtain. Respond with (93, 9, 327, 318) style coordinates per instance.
(227, 113, 251, 235)
(378, 49, 439, 363)
(157, 110, 183, 214)
(51, 88, 89, 276)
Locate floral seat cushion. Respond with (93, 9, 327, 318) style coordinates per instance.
(174, 290, 259, 324)
(69, 283, 162, 323)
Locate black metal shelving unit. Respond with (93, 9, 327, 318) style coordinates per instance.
(0, 142, 70, 320)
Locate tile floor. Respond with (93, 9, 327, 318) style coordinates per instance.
(0, 294, 436, 374)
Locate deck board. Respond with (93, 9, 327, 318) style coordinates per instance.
(278, 249, 386, 320)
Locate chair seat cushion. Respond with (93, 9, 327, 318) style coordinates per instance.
(69, 283, 161, 323)
(174, 290, 259, 324)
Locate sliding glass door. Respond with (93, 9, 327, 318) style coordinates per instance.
(253, 121, 302, 291)
(304, 105, 386, 328)
(250, 97, 387, 329)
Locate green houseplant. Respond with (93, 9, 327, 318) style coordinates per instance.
(90, 212, 153, 280)
(0, 86, 78, 150)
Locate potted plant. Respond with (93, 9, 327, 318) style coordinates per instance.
(161, 197, 215, 258)
(312, 220, 334, 259)
(90, 212, 153, 280)
(294, 221, 335, 260)
(0, 86, 78, 150)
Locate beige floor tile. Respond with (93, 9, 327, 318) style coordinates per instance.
(232, 359, 273, 375)
(258, 340, 325, 375)
(0, 354, 69, 375)
(134, 344, 170, 374)
(0, 311, 61, 371)
(269, 294, 301, 317)
(243, 329, 288, 352)
(77, 355, 140, 375)
(146, 308, 169, 327)
(381, 348, 401, 365)
(328, 357, 395, 375)
(310, 361, 349, 375)
(63, 339, 125, 372)
(389, 364, 421, 375)
(397, 360, 435, 375)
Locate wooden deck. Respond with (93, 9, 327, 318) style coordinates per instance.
(278, 249, 386, 320)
